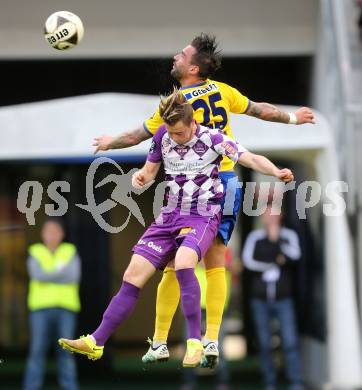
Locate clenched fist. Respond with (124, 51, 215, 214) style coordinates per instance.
(276, 168, 294, 183)
(295, 107, 315, 125)
(132, 170, 147, 189)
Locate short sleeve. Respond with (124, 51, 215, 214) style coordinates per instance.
(143, 108, 165, 136)
(226, 85, 250, 114)
(146, 125, 166, 163)
(211, 131, 248, 163)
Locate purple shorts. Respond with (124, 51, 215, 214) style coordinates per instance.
(132, 210, 221, 270)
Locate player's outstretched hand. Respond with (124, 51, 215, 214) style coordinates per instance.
(277, 168, 294, 183)
(295, 107, 315, 124)
(132, 171, 146, 189)
(93, 135, 114, 154)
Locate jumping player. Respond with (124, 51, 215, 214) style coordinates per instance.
(59, 90, 294, 368)
(93, 33, 314, 367)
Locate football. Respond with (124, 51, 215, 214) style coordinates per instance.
(44, 11, 84, 50)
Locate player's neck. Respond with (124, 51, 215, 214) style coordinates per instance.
(179, 76, 206, 88)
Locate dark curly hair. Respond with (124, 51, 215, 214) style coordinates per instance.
(190, 33, 222, 79)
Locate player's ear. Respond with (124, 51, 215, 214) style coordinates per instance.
(189, 64, 199, 76)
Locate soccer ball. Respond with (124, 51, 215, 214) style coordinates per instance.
(44, 11, 84, 50)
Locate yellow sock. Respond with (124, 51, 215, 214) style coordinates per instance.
(205, 267, 226, 341)
(153, 267, 180, 342)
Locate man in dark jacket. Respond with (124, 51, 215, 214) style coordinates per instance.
(242, 205, 303, 390)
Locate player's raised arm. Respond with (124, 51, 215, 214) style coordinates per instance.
(93, 125, 151, 154)
(246, 101, 315, 125)
(238, 152, 294, 183)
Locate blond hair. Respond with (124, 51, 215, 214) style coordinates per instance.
(159, 88, 193, 126)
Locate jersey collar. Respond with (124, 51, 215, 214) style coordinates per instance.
(195, 123, 201, 136)
(180, 80, 209, 90)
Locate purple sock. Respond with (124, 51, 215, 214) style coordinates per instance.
(92, 281, 140, 346)
(176, 268, 201, 340)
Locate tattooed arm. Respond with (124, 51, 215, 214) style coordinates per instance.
(93, 125, 151, 154)
(246, 101, 315, 125)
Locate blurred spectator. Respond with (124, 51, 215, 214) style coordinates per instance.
(181, 247, 234, 390)
(242, 205, 303, 390)
(23, 218, 81, 390)
(358, 0, 362, 41)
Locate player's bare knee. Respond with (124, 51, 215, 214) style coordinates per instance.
(165, 260, 175, 270)
(174, 246, 198, 270)
(205, 259, 225, 270)
(204, 237, 226, 269)
(123, 267, 138, 285)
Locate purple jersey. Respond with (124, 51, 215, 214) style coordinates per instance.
(147, 124, 247, 216)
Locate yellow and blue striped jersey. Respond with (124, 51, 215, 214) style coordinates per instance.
(143, 79, 250, 172)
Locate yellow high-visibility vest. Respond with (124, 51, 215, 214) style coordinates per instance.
(27, 243, 80, 312)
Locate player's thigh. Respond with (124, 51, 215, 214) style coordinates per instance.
(204, 235, 226, 269)
(174, 246, 199, 270)
(176, 212, 221, 269)
(132, 218, 178, 273)
(123, 254, 156, 288)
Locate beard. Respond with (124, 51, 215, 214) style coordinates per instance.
(170, 66, 182, 81)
